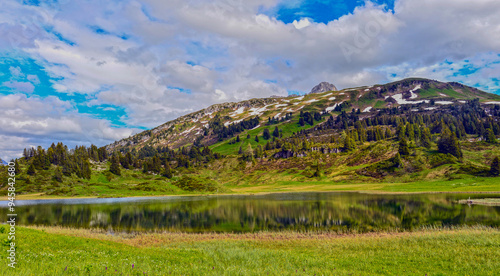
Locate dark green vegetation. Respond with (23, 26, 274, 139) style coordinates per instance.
(2, 78, 500, 197)
(0, 226, 498, 275)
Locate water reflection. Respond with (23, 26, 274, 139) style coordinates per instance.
(2, 192, 499, 233)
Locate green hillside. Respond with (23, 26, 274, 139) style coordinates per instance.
(2, 78, 500, 198)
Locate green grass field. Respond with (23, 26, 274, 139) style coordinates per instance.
(0, 226, 498, 275)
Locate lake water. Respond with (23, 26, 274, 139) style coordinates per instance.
(1, 192, 499, 233)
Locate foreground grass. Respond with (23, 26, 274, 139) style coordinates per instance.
(0, 226, 498, 275)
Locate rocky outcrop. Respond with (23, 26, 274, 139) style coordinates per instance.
(310, 82, 337, 94)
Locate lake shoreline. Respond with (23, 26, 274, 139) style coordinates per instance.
(3, 189, 500, 201)
(24, 224, 499, 242)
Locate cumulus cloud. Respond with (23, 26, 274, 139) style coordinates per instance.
(0, 94, 137, 160)
(1, 0, 500, 159)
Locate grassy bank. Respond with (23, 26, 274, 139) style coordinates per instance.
(0, 226, 498, 275)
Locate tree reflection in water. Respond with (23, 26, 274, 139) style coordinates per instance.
(2, 192, 499, 233)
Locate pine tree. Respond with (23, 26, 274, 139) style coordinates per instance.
(272, 126, 279, 137)
(421, 127, 432, 149)
(299, 117, 305, 126)
(393, 153, 403, 168)
(438, 129, 462, 159)
(312, 162, 321, 177)
(82, 160, 92, 179)
(109, 154, 121, 175)
(27, 163, 36, 176)
(263, 129, 271, 140)
(343, 135, 355, 151)
(162, 163, 173, 179)
(255, 135, 260, 142)
(243, 144, 254, 161)
(491, 156, 500, 176)
(14, 160, 20, 174)
(406, 123, 415, 141)
(396, 124, 406, 141)
(385, 128, 391, 139)
(398, 138, 410, 156)
(53, 166, 63, 182)
(486, 128, 497, 143)
(254, 145, 263, 159)
(236, 135, 240, 142)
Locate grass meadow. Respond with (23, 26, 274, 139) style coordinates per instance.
(0, 226, 498, 275)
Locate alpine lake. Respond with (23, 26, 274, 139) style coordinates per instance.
(2, 192, 499, 233)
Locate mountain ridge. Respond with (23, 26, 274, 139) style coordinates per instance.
(107, 78, 500, 154)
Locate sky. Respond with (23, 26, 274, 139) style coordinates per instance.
(1, 0, 500, 161)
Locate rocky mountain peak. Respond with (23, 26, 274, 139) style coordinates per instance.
(310, 82, 337, 94)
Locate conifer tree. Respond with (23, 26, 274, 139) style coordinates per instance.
(385, 128, 391, 139)
(53, 166, 63, 182)
(255, 145, 263, 159)
(421, 127, 432, 149)
(109, 154, 121, 175)
(14, 160, 20, 174)
(398, 138, 410, 156)
(27, 163, 36, 176)
(486, 128, 497, 143)
(272, 126, 279, 137)
(312, 162, 321, 177)
(162, 163, 173, 179)
(263, 129, 271, 140)
(255, 135, 260, 142)
(393, 153, 403, 168)
(243, 144, 254, 161)
(343, 135, 355, 151)
(438, 129, 463, 159)
(82, 160, 92, 179)
(491, 156, 500, 176)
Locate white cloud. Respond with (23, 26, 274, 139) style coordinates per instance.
(27, 74, 40, 84)
(2, 80, 35, 93)
(0, 94, 137, 160)
(2, 0, 500, 159)
(293, 18, 311, 29)
(9, 66, 24, 78)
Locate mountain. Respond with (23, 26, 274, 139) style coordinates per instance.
(310, 82, 337, 94)
(8, 77, 500, 197)
(107, 78, 500, 154)
(0, 159, 6, 165)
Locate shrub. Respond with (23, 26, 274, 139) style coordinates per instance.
(174, 176, 220, 192)
(428, 153, 457, 168)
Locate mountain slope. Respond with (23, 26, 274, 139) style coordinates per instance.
(107, 78, 500, 154)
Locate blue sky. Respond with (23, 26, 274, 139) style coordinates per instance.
(268, 0, 395, 24)
(1, 0, 500, 160)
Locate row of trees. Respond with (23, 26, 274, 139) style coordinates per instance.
(22, 143, 102, 180)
